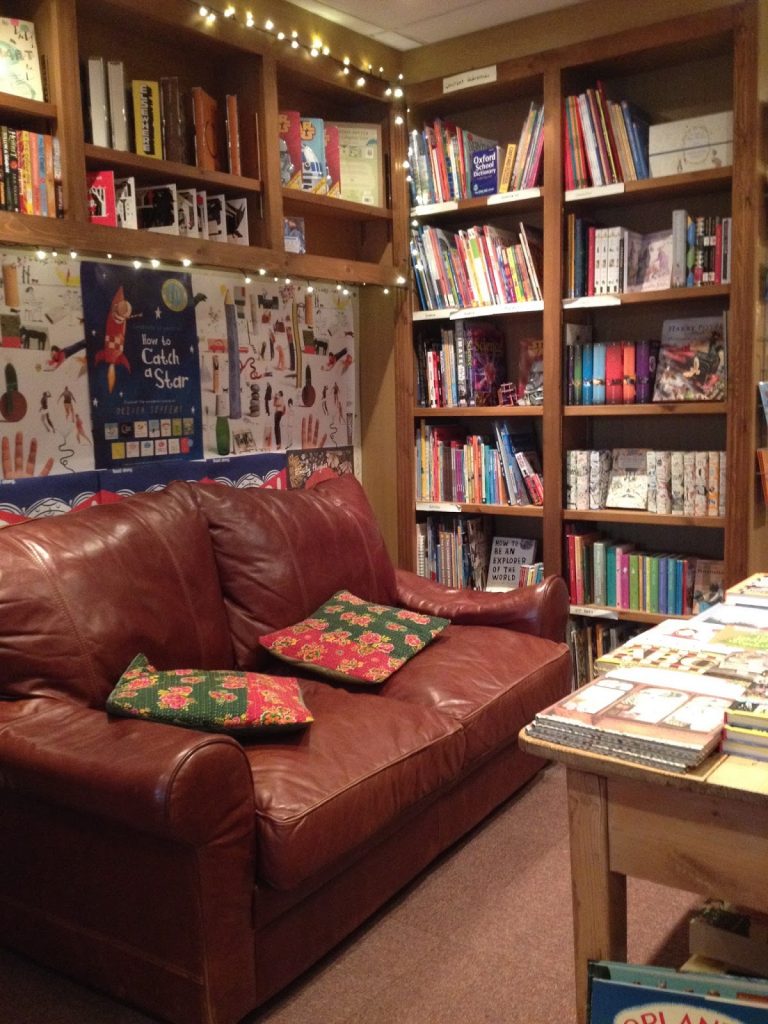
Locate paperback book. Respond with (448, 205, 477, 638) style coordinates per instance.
(485, 535, 536, 591)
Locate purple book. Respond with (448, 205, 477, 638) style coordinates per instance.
(635, 338, 660, 403)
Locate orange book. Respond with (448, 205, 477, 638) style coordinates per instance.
(191, 86, 221, 172)
(225, 94, 241, 176)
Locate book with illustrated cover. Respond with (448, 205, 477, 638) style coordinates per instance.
(605, 447, 649, 509)
(205, 192, 226, 241)
(225, 196, 248, 244)
(176, 187, 198, 237)
(529, 665, 746, 769)
(465, 322, 507, 406)
(299, 117, 326, 193)
(485, 535, 537, 591)
(0, 17, 44, 101)
(624, 228, 673, 292)
(653, 314, 727, 402)
(692, 558, 725, 613)
(278, 109, 302, 188)
(329, 122, 383, 206)
(114, 176, 137, 229)
(191, 86, 221, 172)
(136, 183, 178, 234)
(283, 216, 306, 254)
(87, 169, 116, 226)
(131, 79, 162, 158)
(324, 123, 341, 197)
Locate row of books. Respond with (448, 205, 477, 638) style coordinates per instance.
(566, 448, 727, 516)
(278, 112, 383, 206)
(565, 528, 718, 615)
(565, 211, 732, 299)
(410, 221, 543, 312)
(86, 171, 249, 244)
(415, 514, 490, 590)
(563, 82, 650, 189)
(567, 618, 642, 689)
(407, 101, 544, 207)
(0, 126, 61, 217)
(415, 422, 544, 507)
(85, 60, 241, 176)
(565, 314, 727, 406)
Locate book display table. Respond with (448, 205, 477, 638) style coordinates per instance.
(518, 733, 768, 1024)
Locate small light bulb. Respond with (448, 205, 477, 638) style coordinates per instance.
(396, 275, 406, 286)
(277, 30, 285, 39)
(206, 11, 216, 24)
(223, 5, 235, 17)
(69, 250, 77, 259)
(199, 5, 208, 15)
(264, 18, 274, 30)
(385, 87, 392, 97)
(285, 278, 291, 284)
(35, 249, 46, 260)
(244, 275, 251, 284)
(291, 29, 298, 38)
(245, 12, 254, 27)
(394, 87, 403, 98)
(310, 47, 319, 57)
(259, 268, 267, 275)
(150, 258, 160, 268)
(402, 159, 410, 169)
(107, 253, 113, 260)
(343, 56, 350, 65)
(394, 115, 404, 125)
(307, 285, 314, 293)
(133, 260, 142, 269)
(383, 288, 390, 295)
(356, 76, 365, 87)
(322, 46, 330, 55)
(291, 38, 299, 48)
(182, 258, 192, 267)
(343, 66, 350, 75)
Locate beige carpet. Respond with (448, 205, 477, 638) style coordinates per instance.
(0, 763, 699, 1024)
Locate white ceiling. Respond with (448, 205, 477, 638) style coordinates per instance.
(289, 0, 590, 51)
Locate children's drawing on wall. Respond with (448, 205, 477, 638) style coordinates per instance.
(81, 261, 202, 469)
(195, 272, 357, 457)
(0, 252, 94, 479)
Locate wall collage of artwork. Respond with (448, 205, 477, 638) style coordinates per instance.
(0, 248, 359, 524)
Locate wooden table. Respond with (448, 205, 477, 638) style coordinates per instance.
(519, 731, 768, 1024)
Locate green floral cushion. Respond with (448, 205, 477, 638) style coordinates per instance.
(106, 654, 313, 735)
(258, 590, 449, 684)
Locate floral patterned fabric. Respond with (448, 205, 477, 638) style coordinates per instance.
(106, 654, 314, 735)
(258, 590, 449, 684)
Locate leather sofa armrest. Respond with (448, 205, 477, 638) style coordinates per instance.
(0, 699, 255, 847)
(394, 570, 570, 644)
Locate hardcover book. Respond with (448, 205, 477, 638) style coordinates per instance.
(624, 228, 673, 292)
(225, 94, 241, 175)
(299, 117, 326, 193)
(605, 447, 649, 509)
(106, 60, 129, 151)
(329, 122, 384, 206)
(114, 176, 138, 229)
(465, 322, 507, 406)
(87, 169, 116, 226)
(324, 123, 341, 196)
(160, 76, 188, 164)
(469, 145, 499, 197)
(191, 86, 221, 172)
(283, 216, 306, 254)
(649, 110, 733, 177)
(136, 183, 178, 234)
(0, 17, 44, 101)
(485, 536, 536, 591)
(653, 315, 727, 402)
(176, 187, 198, 237)
(225, 196, 248, 244)
(278, 110, 302, 188)
(132, 79, 162, 159)
(86, 57, 110, 148)
(205, 192, 226, 241)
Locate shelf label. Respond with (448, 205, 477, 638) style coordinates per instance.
(443, 65, 497, 94)
(413, 308, 456, 321)
(563, 295, 622, 308)
(450, 301, 543, 320)
(416, 502, 461, 512)
(570, 604, 619, 620)
(565, 183, 625, 201)
(486, 188, 541, 206)
(411, 200, 459, 216)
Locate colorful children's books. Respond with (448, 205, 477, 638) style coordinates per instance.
(299, 117, 326, 193)
(653, 314, 727, 402)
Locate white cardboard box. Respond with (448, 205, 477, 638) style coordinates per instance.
(649, 110, 732, 177)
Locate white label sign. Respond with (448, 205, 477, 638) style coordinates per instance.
(443, 65, 497, 94)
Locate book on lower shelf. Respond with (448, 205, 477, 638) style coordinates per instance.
(87, 169, 116, 226)
(485, 535, 537, 592)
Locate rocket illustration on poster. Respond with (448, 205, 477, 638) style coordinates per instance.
(81, 261, 202, 469)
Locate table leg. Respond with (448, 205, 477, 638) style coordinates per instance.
(567, 767, 627, 1024)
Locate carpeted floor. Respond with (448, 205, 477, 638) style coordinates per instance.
(0, 763, 699, 1024)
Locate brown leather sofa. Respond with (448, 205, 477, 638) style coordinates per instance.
(0, 474, 570, 1024)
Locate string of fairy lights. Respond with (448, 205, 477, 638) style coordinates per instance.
(30, 0, 412, 297)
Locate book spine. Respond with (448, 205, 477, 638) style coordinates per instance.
(107, 60, 129, 151)
(225, 94, 241, 176)
(706, 450, 719, 517)
(132, 80, 162, 158)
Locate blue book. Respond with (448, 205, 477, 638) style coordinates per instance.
(605, 545, 617, 606)
(581, 342, 594, 405)
(658, 557, 668, 615)
(592, 341, 607, 404)
(470, 145, 500, 197)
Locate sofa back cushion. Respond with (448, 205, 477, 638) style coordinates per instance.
(0, 482, 234, 706)
(193, 475, 398, 670)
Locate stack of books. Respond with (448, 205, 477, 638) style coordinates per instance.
(527, 582, 768, 771)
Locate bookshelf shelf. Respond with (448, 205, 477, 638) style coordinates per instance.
(564, 167, 732, 207)
(563, 402, 727, 417)
(282, 187, 392, 222)
(0, 91, 56, 122)
(410, 187, 542, 220)
(415, 405, 543, 418)
(563, 509, 726, 529)
(569, 604, 686, 624)
(417, 500, 544, 517)
(83, 144, 264, 194)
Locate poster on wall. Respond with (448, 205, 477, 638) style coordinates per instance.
(194, 273, 357, 458)
(0, 252, 95, 480)
(81, 261, 202, 469)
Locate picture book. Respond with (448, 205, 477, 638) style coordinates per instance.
(176, 187, 198, 237)
(278, 110, 302, 188)
(624, 228, 673, 292)
(465, 322, 507, 406)
(324, 123, 341, 197)
(692, 558, 725, 613)
(283, 216, 306, 254)
(205, 193, 226, 241)
(87, 170, 116, 226)
(299, 117, 326, 193)
(131, 79, 163, 159)
(329, 122, 383, 206)
(136, 183, 178, 234)
(225, 196, 248, 245)
(0, 17, 44, 101)
(485, 535, 536, 591)
(653, 314, 726, 402)
(191, 85, 221, 172)
(114, 176, 137, 229)
(517, 337, 543, 406)
(605, 447, 649, 509)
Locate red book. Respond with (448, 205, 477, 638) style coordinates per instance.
(622, 341, 636, 404)
(605, 341, 624, 404)
(324, 123, 340, 197)
(87, 169, 117, 226)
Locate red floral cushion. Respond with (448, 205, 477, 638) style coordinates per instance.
(258, 590, 449, 684)
(106, 654, 313, 735)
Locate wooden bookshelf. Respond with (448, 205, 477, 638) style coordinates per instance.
(394, 0, 767, 603)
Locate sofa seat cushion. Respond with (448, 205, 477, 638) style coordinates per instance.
(191, 476, 398, 670)
(246, 680, 465, 891)
(379, 625, 571, 768)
